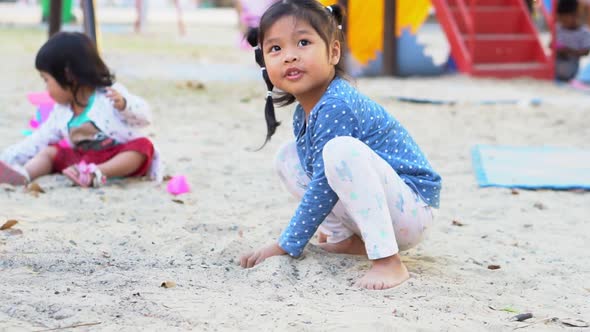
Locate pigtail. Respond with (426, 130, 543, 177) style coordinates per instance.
(326, 4, 344, 29)
(246, 27, 281, 150)
(325, 4, 348, 80)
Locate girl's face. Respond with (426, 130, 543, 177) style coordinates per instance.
(263, 15, 340, 109)
(39, 71, 72, 105)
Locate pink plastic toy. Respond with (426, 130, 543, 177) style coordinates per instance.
(167, 175, 190, 196)
(25, 91, 56, 133)
(27, 91, 54, 106)
(29, 119, 40, 129)
(22, 92, 70, 148)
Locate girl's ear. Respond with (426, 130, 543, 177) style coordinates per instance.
(329, 39, 341, 66)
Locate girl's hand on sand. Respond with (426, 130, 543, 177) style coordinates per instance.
(239, 242, 286, 268)
(105, 87, 127, 111)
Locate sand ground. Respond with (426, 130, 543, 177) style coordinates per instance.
(0, 4, 589, 331)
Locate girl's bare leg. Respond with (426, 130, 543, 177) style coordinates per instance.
(134, 0, 143, 33)
(96, 151, 146, 178)
(24, 146, 57, 180)
(174, 0, 186, 35)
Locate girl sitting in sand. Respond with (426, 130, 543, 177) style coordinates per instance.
(0, 32, 161, 187)
(239, 0, 441, 290)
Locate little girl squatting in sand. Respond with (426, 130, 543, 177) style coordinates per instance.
(239, 0, 441, 290)
(0, 32, 161, 187)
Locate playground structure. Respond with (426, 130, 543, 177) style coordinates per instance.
(320, 0, 557, 79)
(432, 0, 555, 79)
(45, 0, 559, 79)
(47, 0, 186, 47)
(319, 0, 440, 77)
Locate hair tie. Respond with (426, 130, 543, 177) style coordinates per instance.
(326, 6, 333, 13)
(248, 29, 280, 149)
(337, 25, 342, 30)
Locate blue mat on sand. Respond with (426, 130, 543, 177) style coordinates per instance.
(471, 145, 590, 189)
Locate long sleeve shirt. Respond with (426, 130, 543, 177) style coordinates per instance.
(278, 77, 441, 257)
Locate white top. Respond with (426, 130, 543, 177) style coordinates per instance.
(556, 24, 590, 51)
(0, 83, 163, 181)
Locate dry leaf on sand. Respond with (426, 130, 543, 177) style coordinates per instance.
(26, 182, 45, 197)
(0, 220, 18, 230)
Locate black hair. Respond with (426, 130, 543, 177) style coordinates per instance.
(246, 0, 346, 148)
(557, 0, 578, 14)
(35, 32, 114, 106)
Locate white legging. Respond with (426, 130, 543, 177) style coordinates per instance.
(275, 137, 435, 259)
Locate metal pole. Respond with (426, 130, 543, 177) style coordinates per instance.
(82, 0, 97, 45)
(49, 0, 63, 38)
(382, 0, 397, 76)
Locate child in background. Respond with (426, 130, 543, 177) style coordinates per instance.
(580, 0, 590, 27)
(555, 0, 590, 81)
(239, 0, 441, 290)
(0, 32, 161, 187)
(235, 0, 277, 48)
(134, 0, 186, 35)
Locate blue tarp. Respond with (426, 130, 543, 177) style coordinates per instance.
(472, 145, 590, 189)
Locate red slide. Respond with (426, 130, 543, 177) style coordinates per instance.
(432, 0, 554, 79)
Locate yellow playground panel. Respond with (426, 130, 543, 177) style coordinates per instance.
(319, 0, 431, 65)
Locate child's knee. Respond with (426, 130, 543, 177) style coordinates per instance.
(322, 136, 364, 165)
(132, 137, 154, 152)
(323, 137, 367, 187)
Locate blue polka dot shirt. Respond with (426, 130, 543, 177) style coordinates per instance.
(278, 77, 441, 257)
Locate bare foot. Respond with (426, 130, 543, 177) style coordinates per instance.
(317, 234, 366, 256)
(317, 231, 328, 243)
(355, 254, 409, 290)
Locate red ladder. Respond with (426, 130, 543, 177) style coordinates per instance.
(432, 0, 554, 79)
